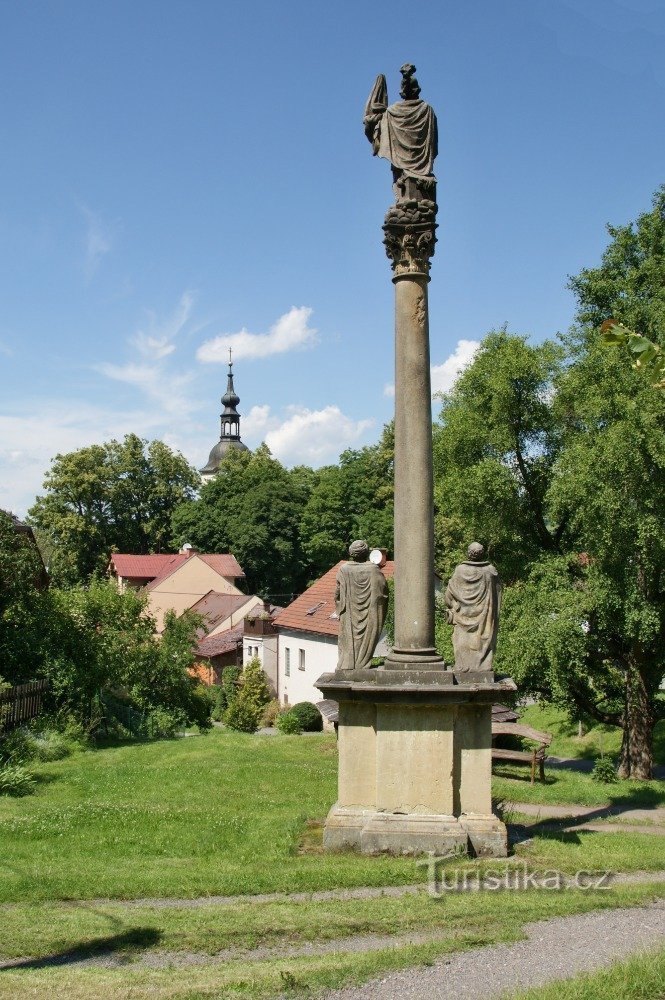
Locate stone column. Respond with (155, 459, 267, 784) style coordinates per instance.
(383, 205, 444, 669)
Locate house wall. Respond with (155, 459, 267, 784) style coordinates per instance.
(147, 556, 242, 631)
(243, 632, 278, 697)
(277, 629, 338, 707)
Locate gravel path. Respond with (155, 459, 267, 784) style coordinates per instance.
(318, 900, 665, 1000)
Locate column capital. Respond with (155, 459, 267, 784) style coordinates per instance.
(383, 199, 438, 277)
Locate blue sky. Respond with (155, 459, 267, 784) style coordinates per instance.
(1, 0, 663, 514)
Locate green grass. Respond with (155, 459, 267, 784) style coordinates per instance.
(0, 886, 663, 1000)
(1, 729, 664, 999)
(517, 703, 665, 766)
(0, 730, 419, 903)
(493, 762, 665, 807)
(503, 946, 665, 999)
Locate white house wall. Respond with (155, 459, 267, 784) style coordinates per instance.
(277, 629, 338, 706)
(243, 633, 278, 697)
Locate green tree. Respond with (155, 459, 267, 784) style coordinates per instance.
(432, 330, 565, 584)
(172, 445, 309, 600)
(432, 190, 665, 778)
(28, 435, 199, 586)
(299, 424, 394, 580)
(0, 512, 47, 686)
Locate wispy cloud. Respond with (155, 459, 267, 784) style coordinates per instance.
(196, 306, 318, 363)
(95, 291, 200, 419)
(131, 290, 196, 360)
(80, 205, 117, 278)
(383, 339, 480, 398)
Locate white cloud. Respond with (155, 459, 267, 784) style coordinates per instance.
(196, 306, 317, 363)
(383, 339, 480, 398)
(257, 405, 373, 467)
(80, 205, 116, 278)
(430, 339, 480, 394)
(242, 404, 273, 436)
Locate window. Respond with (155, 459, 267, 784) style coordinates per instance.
(285, 648, 291, 677)
(299, 648, 305, 671)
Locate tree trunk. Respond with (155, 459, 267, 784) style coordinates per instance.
(618, 648, 654, 780)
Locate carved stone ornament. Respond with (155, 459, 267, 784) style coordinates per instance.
(383, 199, 438, 276)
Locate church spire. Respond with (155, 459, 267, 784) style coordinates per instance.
(199, 350, 249, 482)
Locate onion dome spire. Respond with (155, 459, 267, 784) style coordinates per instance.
(199, 348, 249, 481)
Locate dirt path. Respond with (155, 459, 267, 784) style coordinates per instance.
(317, 900, 665, 1000)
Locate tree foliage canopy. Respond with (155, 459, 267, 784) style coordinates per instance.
(433, 190, 665, 778)
(28, 434, 199, 586)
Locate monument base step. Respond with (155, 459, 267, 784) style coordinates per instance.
(323, 805, 507, 857)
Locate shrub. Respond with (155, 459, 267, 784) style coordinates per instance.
(221, 666, 242, 709)
(289, 702, 323, 733)
(224, 696, 261, 734)
(240, 658, 272, 715)
(143, 707, 186, 739)
(276, 710, 303, 735)
(211, 685, 227, 722)
(592, 756, 619, 783)
(0, 728, 35, 765)
(261, 698, 281, 728)
(32, 729, 72, 762)
(0, 764, 35, 796)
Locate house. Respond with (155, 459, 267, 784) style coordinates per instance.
(109, 547, 245, 632)
(191, 601, 282, 692)
(272, 560, 395, 706)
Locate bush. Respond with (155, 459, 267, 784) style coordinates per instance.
(289, 702, 323, 733)
(0, 763, 35, 796)
(592, 756, 619, 783)
(211, 685, 227, 722)
(31, 729, 72, 762)
(143, 707, 186, 739)
(240, 658, 272, 715)
(276, 710, 303, 735)
(0, 728, 35, 765)
(221, 666, 242, 709)
(261, 699, 281, 728)
(224, 697, 261, 734)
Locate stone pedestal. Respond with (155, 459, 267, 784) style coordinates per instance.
(317, 668, 515, 857)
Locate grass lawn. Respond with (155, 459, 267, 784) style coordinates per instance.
(503, 946, 665, 999)
(0, 729, 664, 999)
(517, 703, 665, 765)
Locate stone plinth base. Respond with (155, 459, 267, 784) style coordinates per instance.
(316, 666, 515, 859)
(324, 806, 508, 857)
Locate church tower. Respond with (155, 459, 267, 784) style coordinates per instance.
(200, 353, 249, 482)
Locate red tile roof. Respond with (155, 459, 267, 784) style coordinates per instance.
(272, 560, 394, 638)
(196, 622, 245, 659)
(109, 552, 245, 586)
(189, 592, 256, 636)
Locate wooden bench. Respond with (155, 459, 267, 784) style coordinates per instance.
(491, 722, 552, 784)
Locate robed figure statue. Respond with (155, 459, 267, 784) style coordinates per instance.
(363, 63, 438, 203)
(445, 543, 501, 673)
(335, 541, 389, 672)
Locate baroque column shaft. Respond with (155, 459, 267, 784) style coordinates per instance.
(389, 272, 438, 662)
(382, 206, 443, 669)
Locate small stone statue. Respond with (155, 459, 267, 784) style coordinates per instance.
(363, 63, 438, 204)
(335, 540, 389, 671)
(444, 543, 501, 673)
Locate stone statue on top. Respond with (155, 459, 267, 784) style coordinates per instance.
(363, 63, 438, 205)
(444, 543, 501, 673)
(335, 540, 389, 672)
